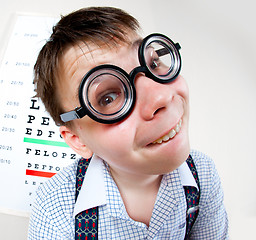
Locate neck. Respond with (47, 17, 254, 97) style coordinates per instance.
(109, 165, 162, 192)
(107, 163, 163, 227)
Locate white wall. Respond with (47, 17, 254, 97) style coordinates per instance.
(0, 0, 255, 239)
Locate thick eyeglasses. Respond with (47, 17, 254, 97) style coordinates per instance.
(60, 33, 181, 124)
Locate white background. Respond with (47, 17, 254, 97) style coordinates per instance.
(0, 0, 255, 239)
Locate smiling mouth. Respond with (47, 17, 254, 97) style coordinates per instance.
(152, 119, 182, 144)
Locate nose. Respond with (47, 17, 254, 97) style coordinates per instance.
(135, 74, 174, 121)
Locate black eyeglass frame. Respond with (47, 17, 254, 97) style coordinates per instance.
(60, 33, 182, 124)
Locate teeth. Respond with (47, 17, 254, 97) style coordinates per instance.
(175, 119, 182, 133)
(152, 119, 182, 144)
(169, 129, 176, 138)
(162, 135, 170, 141)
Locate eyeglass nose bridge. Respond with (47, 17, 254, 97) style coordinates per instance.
(129, 66, 148, 83)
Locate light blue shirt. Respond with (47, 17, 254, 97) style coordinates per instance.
(28, 150, 228, 239)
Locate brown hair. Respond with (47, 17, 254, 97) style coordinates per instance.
(33, 7, 140, 126)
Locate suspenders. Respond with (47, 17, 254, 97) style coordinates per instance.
(184, 155, 200, 239)
(75, 155, 200, 239)
(75, 158, 98, 240)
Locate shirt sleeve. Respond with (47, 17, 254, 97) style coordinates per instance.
(27, 187, 55, 240)
(189, 151, 229, 240)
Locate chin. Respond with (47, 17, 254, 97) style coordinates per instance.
(161, 143, 191, 174)
(144, 150, 190, 176)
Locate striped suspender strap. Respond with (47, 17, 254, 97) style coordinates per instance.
(75, 155, 200, 240)
(184, 155, 200, 239)
(75, 157, 98, 240)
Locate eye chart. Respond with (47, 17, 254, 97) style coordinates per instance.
(0, 15, 77, 215)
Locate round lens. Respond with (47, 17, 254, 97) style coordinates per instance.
(80, 67, 134, 122)
(88, 73, 126, 115)
(142, 35, 181, 82)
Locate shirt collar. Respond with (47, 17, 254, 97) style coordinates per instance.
(178, 161, 199, 190)
(73, 154, 107, 218)
(73, 156, 198, 217)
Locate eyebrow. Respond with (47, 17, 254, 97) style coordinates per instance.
(73, 38, 143, 99)
(131, 38, 143, 49)
(132, 38, 169, 57)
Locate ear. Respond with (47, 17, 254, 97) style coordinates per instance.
(60, 125, 93, 158)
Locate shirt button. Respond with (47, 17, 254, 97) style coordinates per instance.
(178, 222, 186, 229)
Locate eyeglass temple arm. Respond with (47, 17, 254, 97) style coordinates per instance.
(60, 107, 85, 123)
(155, 43, 181, 56)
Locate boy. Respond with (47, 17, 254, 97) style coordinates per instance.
(28, 7, 228, 239)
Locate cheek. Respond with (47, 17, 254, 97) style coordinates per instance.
(102, 124, 135, 155)
(78, 120, 135, 159)
(176, 76, 189, 101)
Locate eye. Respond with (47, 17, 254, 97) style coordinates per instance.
(98, 91, 121, 107)
(150, 57, 161, 70)
(87, 73, 127, 115)
(145, 46, 162, 70)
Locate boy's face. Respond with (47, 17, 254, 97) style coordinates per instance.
(58, 32, 190, 176)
